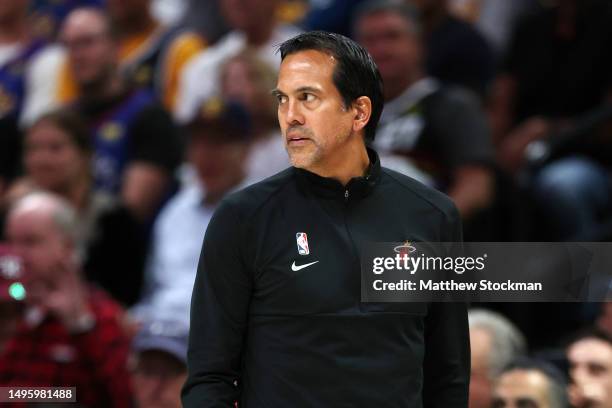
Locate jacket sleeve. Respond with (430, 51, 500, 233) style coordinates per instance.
(182, 200, 252, 407)
(422, 204, 470, 407)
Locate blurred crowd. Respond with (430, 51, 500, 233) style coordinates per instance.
(0, 0, 611, 407)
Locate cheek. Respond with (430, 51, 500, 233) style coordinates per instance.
(163, 376, 186, 399)
(132, 377, 155, 398)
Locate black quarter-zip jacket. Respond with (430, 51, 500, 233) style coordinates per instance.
(183, 148, 470, 408)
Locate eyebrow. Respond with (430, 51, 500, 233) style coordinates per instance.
(271, 86, 322, 97)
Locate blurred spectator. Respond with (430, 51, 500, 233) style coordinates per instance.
(130, 319, 188, 408)
(449, 0, 539, 56)
(29, 0, 104, 40)
(104, 0, 206, 110)
(3, 109, 147, 306)
(0, 245, 26, 355)
(567, 328, 612, 408)
(175, 0, 301, 123)
(492, 358, 569, 408)
(0, 192, 132, 407)
(469, 309, 527, 408)
(405, 0, 495, 97)
(490, 0, 612, 240)
(220, 50, 290, 181)
(25, 2, 205, 121)
(133, 101, 252, 323)
(0, 0, 49, 194)
(354, 0, 494, 219)
(58, 8, 182, 222)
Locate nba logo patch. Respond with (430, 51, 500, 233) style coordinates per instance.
(296, 233, 310, 255)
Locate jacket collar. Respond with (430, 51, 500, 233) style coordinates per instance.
(294, 147, 381, 200)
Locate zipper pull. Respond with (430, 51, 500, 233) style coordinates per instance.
(344, 189, 349, 201)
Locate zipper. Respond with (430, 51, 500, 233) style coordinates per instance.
(341, 195, 364, 313)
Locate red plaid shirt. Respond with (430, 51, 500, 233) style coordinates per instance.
(0, 287, 132, 407)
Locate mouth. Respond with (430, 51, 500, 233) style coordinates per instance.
(287, 138, 312, 148)
(286, 131, 311, 146)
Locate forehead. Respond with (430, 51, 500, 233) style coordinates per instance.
(7, 209, 56, 237)
(277, 50, 337, 90)
(496, 370, 550, 401)
(61, 11, 108, 38)
(569, 338, 612, 362)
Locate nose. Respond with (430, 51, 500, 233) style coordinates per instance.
(283, 99, 305, 127)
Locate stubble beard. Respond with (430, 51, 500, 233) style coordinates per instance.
(285, 126, 323, 170)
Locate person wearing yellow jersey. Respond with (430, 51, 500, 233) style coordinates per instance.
(55, 0, 205, 111)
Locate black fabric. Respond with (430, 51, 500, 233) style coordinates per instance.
(0, 118, 22, 187)
(183, 148, 470, 407)
(378, 86, 494, 190)
(426, 15, 495, 98)
(84, 204, 148, 307)
(418, 87, 494, 183)
(76, 88, 182, 173)
(128, 104, 183, 172)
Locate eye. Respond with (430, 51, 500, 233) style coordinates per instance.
(302, 93, 316, 103)
(276, 94, 288, 104)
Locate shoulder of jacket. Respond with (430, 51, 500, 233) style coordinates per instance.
(219, 168, 295, 219)
(381, 167, 459, 220)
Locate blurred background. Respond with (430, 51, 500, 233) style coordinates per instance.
(0, 0, 611, 407)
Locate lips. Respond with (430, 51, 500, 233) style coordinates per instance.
(286, 130, 311, 145)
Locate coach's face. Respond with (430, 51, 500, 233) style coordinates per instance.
(276, 50, 356, 171)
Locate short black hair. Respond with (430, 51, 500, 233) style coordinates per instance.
(30, 109, 92, 154)
(278, 31, 384, 142)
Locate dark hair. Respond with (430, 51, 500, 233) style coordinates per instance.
(30, 109, 92, 154)
(501, 358, 569, 408)
(278, 31, 384, 142)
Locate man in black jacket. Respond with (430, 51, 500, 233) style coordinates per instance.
(183, 31, 470, 407)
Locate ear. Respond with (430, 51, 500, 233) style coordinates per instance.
(351, 96, 372, 134)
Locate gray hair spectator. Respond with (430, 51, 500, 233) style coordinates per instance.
(492, 358, 569, 408)
(469, 308, 527, 408)
(1, 191, 133, 407)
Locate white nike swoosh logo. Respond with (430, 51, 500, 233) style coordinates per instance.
(291, 261, 319, 271)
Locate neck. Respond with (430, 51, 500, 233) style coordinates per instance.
(309, 138, 370, 186)
(0, 17, 28, 44)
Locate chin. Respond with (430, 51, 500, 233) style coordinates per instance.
(289, 154, 313, 169)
